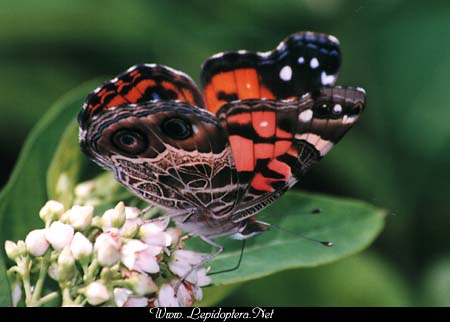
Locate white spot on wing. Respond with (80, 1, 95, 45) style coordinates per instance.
(328, 35, 340, 45)
(310, 57, 319, 69)
(295, 133, 334, 156)
(299, 109, 313, 122)
(298, 56, 305, 64)
(321, 71, 336, 85)
(259, 121, 269, 127)
(333, 104, 343, 113)
(279, 65, 292, 81)
(356, 87, 366, 94)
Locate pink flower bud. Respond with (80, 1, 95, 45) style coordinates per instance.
(11, 280, 22, 307)
(85, 281, 110, 305)
(123, 296, 149, 307)
(70, 232, 93, 261)
(57, 246, 75, 281)
(139, 218, 171, 247)
(25, 229, 49, 256)
(45, 221, 74, 250)
(94, 230, 121, 266)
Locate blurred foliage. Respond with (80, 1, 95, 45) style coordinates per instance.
(0, 0, 449, 306)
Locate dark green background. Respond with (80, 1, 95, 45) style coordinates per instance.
(1, 0, 450, 306)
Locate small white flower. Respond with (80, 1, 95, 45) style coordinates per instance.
(123, 296, 149, 307)
(125, 206, 142, 219)
(121, 240, 160, 273)
(166, 227, 182, 247)
(193, 286, 203, 301)
(39, 200, 65, 222)
(113, 288, 132, 307)
(139, 218, 171, 247)
(177, 282, 195, 307)
(4, 240, 19, 260)
(101, 202, 126, 230)
(127, 271, 158, 296)
(94, 230, 121, 266)
(194, 268, 211, 287)
(85, 281, 110, 305)
(155, 284, 179, 307)
(25, 229, 49, 256)
(45, 221, 74, 250)
(67, 205, 93, 230)
(169, 250, 209, 284)
(70, 232, 93, 262)
(11, 280, 22, 307)
(57, 246, 75, 281)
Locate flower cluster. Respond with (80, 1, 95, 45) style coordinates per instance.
(5, 200, 211, 307)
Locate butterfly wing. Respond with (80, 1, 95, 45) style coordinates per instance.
(80, 99, 240, 217)
(201, 31, 341, 114)
(78, 64, 205, 128)
(217, 86, 366, 223)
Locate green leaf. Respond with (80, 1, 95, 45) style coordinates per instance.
(420, 257, 450, 306)
(194, 191, 385, 286)
(47, 120, 82, 208)
(0, 256, 11, 307)
(0, 81, 99, 306)
(0, 80, 99, 241)
(220, 251, 412, 306)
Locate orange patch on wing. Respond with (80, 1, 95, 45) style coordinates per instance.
(276, 127, 292, 139)
(135, 79, 157, 95)
(254, 143, 274, 160)
(106, 96, 128, 109)
(259, 86, 275, 99)
(251, 173, 274, 192)
(204, 84, 222, 113)
(123, 87, 144, 102)
(267, 159, 291, 179)
(162, 81, 184, 100)
(229, 135, 254, 172)
(252, 111, 276, 138)
(274, 140, 292, 156)
(227, 112, 251, 125)
(234, 68, 260, 99)
(287, 147, 299, 158)
(182, 89, 195, 105)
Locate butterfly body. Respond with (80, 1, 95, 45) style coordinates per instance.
(79, 32, 366, 241)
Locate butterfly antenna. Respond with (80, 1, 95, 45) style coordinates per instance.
(269, 223, 333, 247)
(208, 239, 246, 276)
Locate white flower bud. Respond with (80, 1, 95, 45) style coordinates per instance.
(113, 288, 132, 307)
(57, 246, 75, 281)
(4, 241, 19, 260)
(195, 268, 211, 287)
(25, 229, 49, 256)
(166, 227, 182, 246)
(11, 280, 22, 307)
(67, 205, 93, 230)
(156, 284, 179, 307)
(70, 232, 93, 262)
(48, 263, 59, 280)
(121, 240, 160, 273)
(101, 202, 126, 230)
(74, 181, 95, 199)
(39, 200, 64, 223)
(123, 296, 149, 307)
(128, 271, 158, 296)
(85, 281, 110, 305)
(94, 230, 121, 266)
(125, 206, 142, 219)
(45, 221, 74, 250)
(169, 250, 208, 283)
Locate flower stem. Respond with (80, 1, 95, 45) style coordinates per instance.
(30, 250, 51, 304)
(35, 292, 59, 306)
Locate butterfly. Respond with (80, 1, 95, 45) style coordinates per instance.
(78, 31, 365, 251)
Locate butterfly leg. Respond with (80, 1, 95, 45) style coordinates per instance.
(174, 236, 223, 294)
